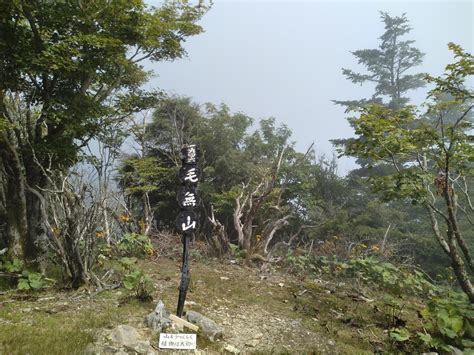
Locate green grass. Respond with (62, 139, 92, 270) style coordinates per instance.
(0, 293, 153, 355)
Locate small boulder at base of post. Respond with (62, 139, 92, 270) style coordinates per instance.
(186, 310, 224, 342)
(145, 300, 171, 332)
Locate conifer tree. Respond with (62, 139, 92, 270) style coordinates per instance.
(334, 12, 425, 112)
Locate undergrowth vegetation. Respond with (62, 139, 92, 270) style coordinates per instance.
(283, 253, 474, 353)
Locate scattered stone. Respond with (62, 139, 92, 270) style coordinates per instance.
(186, 310, 224, 342)
(254, 333, 263, 339)
(185, 300, 198, 306)
(278, 283, 284, 287)
(37, 296, 55, 302)
(145, 300, 171, 332)
(126, 340, 155, 354)
(109, 325, 141, 348)
(169, 322, 184, 332)
(245, 339, 259, 347)
(84, 343, 100, 354)
(224, 344, 240, 354)
(328, 340, 336, 346)
(220, 276, 230, 281)
(102, 345, 120, 354)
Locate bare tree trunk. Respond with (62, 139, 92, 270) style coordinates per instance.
(0, 136, 27, 261)
(233, 186, 247, 250)
(380, 223, 391, 255)
(447, 229, 474, 303)
(426, 204, 474, 302)
(444, 188, 473, 270)
(263, 215, 291, 255)
(208, 205, 230, 257)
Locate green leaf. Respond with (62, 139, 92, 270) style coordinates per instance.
(123, 270, 141, 290)
(28, 273, 44, 290)
(6, 259, 23, 273)
(461, 339, 474, 348)
(17, 278, 30, 290)
(449, 316, 464, 334)
(417, 332, 432, 345)
(389, 328, 411, 342)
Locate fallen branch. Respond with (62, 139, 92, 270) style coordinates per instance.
(0, 272, 20, 278)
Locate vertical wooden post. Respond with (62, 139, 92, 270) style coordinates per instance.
(176, 145, 200, 317)
(176, 234, 190, 317)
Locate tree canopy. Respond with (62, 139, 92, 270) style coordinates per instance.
(0, 0, 209, 262)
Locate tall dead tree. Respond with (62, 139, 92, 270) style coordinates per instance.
(208, 204, 230, 257)
(233, 146, 287, 253)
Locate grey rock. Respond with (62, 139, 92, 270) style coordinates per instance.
(245, 339, 259, 347)
(145, 300, 171, 332)
(186, 310, 224, 342)
(126, 340, 156, 355)
(224, 344, 240, 354)
(102, 345, 120, 354)
(109, 325, 141, 347)
(84, 343, 100, 354)
(328, 340, 336, 347)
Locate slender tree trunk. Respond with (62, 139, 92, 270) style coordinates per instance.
(447, 229, 474, 303)
(243, 219, 253, 252)
(208, 205, 230, 257)
(426, 205, 474, 302)
(23, 153, 50, 266)
(0, 140, 28, 261)
(263, 215, 291, 255)
(443, 189, 473, 270)
(0, 161, 7, 252)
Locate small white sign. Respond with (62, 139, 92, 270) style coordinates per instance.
(159, 333, 197, 350)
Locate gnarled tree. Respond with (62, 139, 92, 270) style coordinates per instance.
(0, 0, 208, 264)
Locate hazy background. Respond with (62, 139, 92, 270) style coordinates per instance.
(145, 0, 473, 173)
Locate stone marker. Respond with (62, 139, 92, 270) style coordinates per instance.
(186, 310, 224, 342)
(145, 300, 171, 332)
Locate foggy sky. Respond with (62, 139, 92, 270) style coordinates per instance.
(145, 1, 473, 173)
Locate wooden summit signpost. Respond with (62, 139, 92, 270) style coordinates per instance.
(175, 144, 200, 318)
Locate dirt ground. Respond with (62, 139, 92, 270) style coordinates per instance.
(0, 247, 406, 354)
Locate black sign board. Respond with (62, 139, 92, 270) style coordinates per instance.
(176, 210, 199, 234)
(178, 165, 201, 185)
(181, 145, 200, 165)
(177, 186, 200, 210)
